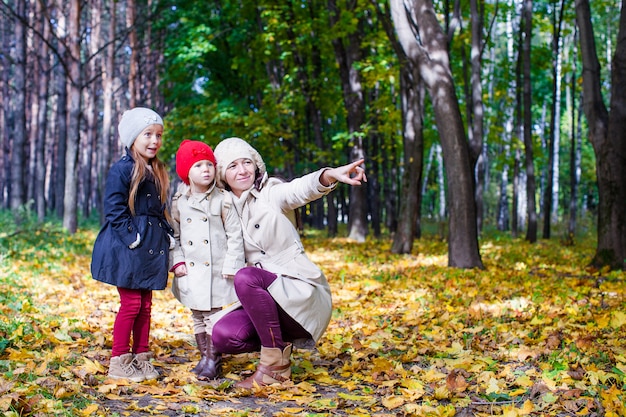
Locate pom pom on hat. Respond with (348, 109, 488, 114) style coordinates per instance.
(118, 107, 163, 149)
(175, 140, 217, 185)
(213, 137, 266, 188)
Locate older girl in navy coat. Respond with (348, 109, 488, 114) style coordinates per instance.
(91, 107, 173, 382)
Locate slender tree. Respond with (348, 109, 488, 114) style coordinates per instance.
(374, 1, 425, 254)
(328, 0, 369, 242)
(521, 0, 537, 243)
(10, 0, 27, 217)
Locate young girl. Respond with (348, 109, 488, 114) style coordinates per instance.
(169, 139, 245, 380)
(91, 107, 174, 382)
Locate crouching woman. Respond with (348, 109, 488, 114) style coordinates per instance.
(210, 137, 366, 388)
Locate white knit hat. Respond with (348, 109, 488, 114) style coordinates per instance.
(117, 107, 163, 149)
(213, 137, 266, 188)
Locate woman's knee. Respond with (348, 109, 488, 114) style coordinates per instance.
(234, 267, 263, 293)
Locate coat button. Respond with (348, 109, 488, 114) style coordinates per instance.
(147, 193, 152, 198)
(255, 224, 260, 229)
(148, 221, 152, 226)
(189, 262, 195, 267)
(204, 262, 210, 266)
(202, 217, 208, 222)
(149, 249, 154, 254)
(186, 218, 192, 223)
(188, 241, 193, 245)
(159, 250, 164, 255)
(203, 239, 208, 244)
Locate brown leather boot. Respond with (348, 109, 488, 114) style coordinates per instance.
(197, 334, 222, 380)
(191, 333, 208, 374)
(236, 344, 292, 388)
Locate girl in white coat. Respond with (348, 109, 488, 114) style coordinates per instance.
(170, 140, 245, 379)
(211, 137, 366, 388)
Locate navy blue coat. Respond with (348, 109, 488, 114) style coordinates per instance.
(91, 155, 173, 290)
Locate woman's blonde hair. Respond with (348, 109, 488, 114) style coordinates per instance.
(128, 147, 171, 222)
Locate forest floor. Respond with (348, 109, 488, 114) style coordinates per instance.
(1, 221, 625, 416)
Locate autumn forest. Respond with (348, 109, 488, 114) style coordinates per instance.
(1, 0, 626, 416)
(0, 0, 623, 269)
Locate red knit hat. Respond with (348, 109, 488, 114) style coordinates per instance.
(175, 140, 217, 184)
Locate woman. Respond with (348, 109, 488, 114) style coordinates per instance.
(211, 137, 366, 388)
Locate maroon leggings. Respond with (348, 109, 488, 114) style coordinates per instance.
(212, 267, 311, 353)
(111, 287, 152, 357)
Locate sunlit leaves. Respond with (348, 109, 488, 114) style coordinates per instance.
(1, 217, 625, 415)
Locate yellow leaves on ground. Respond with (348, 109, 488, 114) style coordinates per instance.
(1, 229, 625, 416)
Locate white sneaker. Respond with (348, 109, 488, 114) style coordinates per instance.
(134, 352, 160, 380)
(108, 353, 145, 382)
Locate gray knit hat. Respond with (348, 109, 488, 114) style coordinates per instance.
(213, 137, 266, 188)
(117, 107, 163, 149)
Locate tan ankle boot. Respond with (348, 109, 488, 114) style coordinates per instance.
(134, 351, 159, 380)
(108, 353, 145, 382)
(236, 344, 292, 388)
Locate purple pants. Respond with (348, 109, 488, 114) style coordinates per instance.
(212, 267, 311, 353)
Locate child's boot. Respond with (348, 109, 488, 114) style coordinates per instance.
(191, 333, 209, 374)
(197, 334, 222, 380)
(108, 353, 145, 382)
(134, 351, 160, 380)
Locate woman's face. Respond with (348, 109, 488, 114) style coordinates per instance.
(225, 158, 256, 197)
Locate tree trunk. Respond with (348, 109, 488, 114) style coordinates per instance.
(127, 0, 139, 108)
(568, 26, 581, 238)
(62, 0, 82, 233)
(469, 0, 485, 233)
(390, 0, 483, 268)
(0, 8, 8, 208)
(53, 8, 68, 219)
(543, 0, 565, 239)
(98, 0, 116, 221)
(10, 0, 27, 216)
(522, 0, 537, 243)
(576, 0, 626, 269)
(392, 62, 424, 254)
(35, 1, 51, 221)
(82, 0, 102, 219)
(374, 0, 424, 253)
(328, 0, 368, 242)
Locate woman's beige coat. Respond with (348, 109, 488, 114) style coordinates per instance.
(170, 183, 245, 311)
(230, 169, 336, 343)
